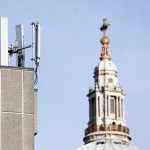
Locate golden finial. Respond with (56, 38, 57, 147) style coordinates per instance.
(100, 19, 111, 60)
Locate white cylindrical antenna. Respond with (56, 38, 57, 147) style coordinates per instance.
(31, 22, 35, 68)
(35, 23, 41, 63)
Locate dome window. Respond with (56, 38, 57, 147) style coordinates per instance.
(96, 141, 106, 145)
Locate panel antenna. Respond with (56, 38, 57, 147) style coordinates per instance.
(16, 24, 25, 67)
(8, 22, 41, 85)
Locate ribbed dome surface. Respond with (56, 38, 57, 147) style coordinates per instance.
(94, 59, 118, 72)
(94, 59, 118, 73)
(76, 140, 140, 150)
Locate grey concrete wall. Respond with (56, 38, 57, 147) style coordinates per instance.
(0, 66, 36, 150)
(34, 89, 38, 136)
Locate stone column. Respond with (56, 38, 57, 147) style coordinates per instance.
(104, 94, 107, 120)
(119, 97, 121, 118)
(107, 95, 110, 116)
(96, 94, 98, 119)
(97, 95, 100, 118)
(116, 96, 118, 119)
(122, 99, 124, 119)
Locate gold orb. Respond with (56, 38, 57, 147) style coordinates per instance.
(100, 36, 110, 45)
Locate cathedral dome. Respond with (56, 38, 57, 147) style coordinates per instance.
(94, 59, 118, 75)
(76, 140, 140, 150)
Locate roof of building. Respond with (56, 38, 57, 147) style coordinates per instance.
(94, 59, 118, 73)
(76, 140, 140, 150)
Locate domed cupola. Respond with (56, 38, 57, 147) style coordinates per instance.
(94, 60, 118, 74)
(94, 60, 118, 89)
(94, 19, 118, 90)
(76, 19, 140, 150)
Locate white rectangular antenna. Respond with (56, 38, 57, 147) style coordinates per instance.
(0, 17, 8, 66)
(35, 23, 41, 63)
(16, 24, 24, 48)
(16, 24, 24, 67)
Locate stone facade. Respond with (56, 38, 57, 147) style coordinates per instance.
(0, 66, 37, 150)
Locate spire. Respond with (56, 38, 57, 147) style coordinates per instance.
(100, 19, 111, 60)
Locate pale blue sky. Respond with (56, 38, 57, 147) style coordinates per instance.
(0, 0, 150, 150)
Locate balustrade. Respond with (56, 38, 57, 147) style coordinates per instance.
(85, 124, 130, 136)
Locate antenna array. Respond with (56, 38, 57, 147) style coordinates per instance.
(8, 21, 41, 85)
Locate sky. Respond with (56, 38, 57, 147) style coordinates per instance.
(0, 0, 150, 150)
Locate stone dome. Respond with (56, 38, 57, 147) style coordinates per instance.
(76, 140, 140, 150)
(94, 59, 118, 75)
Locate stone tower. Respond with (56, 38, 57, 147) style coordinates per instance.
(76, 19, 140, 150)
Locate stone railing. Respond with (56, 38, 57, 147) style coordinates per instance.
(85, 124, 130, 136)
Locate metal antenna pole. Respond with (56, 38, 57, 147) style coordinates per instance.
(31, 23, 35, 68)
(8, 54, 10, 66)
